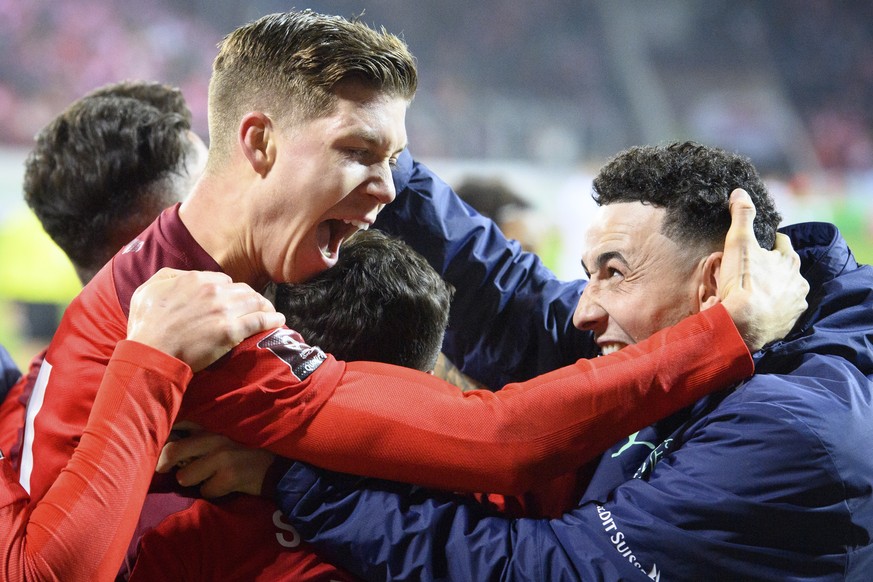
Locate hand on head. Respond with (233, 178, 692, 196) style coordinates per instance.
(718, 189, 809, 352)
(127, 268, 286, 371)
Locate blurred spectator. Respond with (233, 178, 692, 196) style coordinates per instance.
(0, 0, 217, 145)
(3, 1, 872, 170)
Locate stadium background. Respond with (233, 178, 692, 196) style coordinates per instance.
(1, 0, 871, 366)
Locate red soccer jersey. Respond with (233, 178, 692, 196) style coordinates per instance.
(19, 205, 340, 503)
(128, 495, 356, 581)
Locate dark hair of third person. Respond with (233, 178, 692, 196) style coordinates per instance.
(275, 230, 454, 372)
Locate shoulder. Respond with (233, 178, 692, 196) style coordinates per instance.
(687, 370, 873, 491)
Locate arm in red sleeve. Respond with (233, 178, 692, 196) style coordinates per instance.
(0, 340, 191, 582)
(250, 304, 752, 495)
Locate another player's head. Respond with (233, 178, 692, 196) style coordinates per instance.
(275, 230, 454, 372)
(196, 10, 417, 287)
(574, 141, 781, 352)
(23, 81, 206, 284)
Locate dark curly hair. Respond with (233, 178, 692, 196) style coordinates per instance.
(275, 230, 454, 372)
(592, 141, 781, 251)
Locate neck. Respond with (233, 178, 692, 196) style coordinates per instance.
(178, 177, 266, 290)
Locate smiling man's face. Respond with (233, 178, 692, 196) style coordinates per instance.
(572, 201, 706, 354)
(253, 80, 409, 285)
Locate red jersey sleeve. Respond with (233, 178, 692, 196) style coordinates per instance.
(0, 341, 190, 582)
(179, 327, 342, 449)
(197, 305, 752, 495)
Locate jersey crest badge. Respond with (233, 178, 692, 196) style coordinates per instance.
(257, 329, 326, 381)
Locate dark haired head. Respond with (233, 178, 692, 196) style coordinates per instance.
(84, 80, 192, 126)
(275, 230, 453, 372)
(592, 141, 781, 252)
(23, 81, 201, 283)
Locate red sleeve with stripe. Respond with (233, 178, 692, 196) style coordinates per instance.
(0, 341, 191, 582)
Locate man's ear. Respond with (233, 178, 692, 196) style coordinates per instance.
(238, 112, 276, 177)
(698, 251, 723, 310)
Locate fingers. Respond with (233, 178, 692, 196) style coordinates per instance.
(718, 196, 809, 351)
(129, 269, 283, 371)
(156, 432, 275, 498)
(175, 454, 225, 492)
(156, 432, 230, 473)
(718, 189, 756, 299)
(177, 448, 274, 498)
(773, 232, 802, 270)
(205, 283, 285, 360)
(135, 269, 233, 302)
(773, 232, 791, 254)
(236, 310, 286, 342)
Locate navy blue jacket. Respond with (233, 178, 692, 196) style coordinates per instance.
(278, 155, 873, 581)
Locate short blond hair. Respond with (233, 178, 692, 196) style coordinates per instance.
(207, 10, 417, 162)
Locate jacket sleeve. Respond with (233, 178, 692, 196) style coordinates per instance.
(377, 150, 594, 387)
(276, 462, 643, 582)
(276, 376, 851, 582)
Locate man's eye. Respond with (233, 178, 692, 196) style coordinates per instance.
(607, 267, 623, 279)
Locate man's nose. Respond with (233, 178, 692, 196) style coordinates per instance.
(572, 286, 608, 332)
(368, 162, 396, 206)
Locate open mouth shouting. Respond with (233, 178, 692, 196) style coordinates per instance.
(318, 218, 370, 259)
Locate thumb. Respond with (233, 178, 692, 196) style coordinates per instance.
(721, 188, 759, 293)
(725, 188, 756, 249)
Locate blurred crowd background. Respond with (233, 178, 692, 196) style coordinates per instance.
(1, 0, 872, 365)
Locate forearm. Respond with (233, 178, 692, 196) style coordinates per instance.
(1, 341, 190, 581)
(279, 394, 825, 582)
(280, 304, 752, 495)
